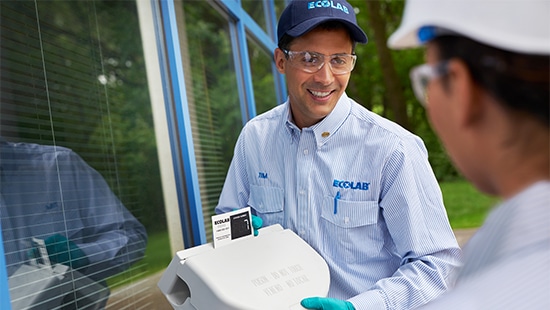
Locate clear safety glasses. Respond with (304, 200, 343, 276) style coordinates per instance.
(409, 61, 449, 106)
(283, 50, 357, 75)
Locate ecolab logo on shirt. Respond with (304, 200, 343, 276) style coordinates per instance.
(308, 1, 350, 14)
(333, 179, 370, 190)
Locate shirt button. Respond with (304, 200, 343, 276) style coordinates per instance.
(299, 190, 305, 195)
(303, 149, 309, 155)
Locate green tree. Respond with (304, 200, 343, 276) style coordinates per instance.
(347, 0, 458, 180)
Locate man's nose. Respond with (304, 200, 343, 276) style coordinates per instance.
(313, 60, 334, 84)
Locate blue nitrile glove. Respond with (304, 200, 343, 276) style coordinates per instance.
(301, 297, 355, 310)
(44, 234, 90, 269)
(251, 214, 263, 236)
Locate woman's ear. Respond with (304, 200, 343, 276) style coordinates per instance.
(274, 48, 286, 74)
(447, 59, 484, 128)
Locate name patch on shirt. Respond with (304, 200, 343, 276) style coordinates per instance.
(333, 179, 370, 190)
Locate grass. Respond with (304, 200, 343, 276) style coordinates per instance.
(440, 180, 501, 229)
(140, 231, 173, 272)
(107, 179, 498, 288)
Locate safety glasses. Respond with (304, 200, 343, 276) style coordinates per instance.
(283, 49, 357, 75)
(409, 61, 449, 106)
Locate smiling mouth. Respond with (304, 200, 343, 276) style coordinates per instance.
(309, 90, 333, 98)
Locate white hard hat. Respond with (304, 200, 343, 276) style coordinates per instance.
(388, 0, 550, 55)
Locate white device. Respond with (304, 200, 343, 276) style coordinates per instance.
(158, 224, 330, 310)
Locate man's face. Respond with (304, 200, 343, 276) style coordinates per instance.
(275, 27, 353, 129)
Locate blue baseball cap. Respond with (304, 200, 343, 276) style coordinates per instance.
(277, 0, 368, 44)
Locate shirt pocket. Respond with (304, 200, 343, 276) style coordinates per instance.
(320, 197, 382, 264)
(321, 198, 379, 228)
(248, 184, 284, 226)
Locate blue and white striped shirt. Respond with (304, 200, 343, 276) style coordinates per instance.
(418, 181, 550, 309)
(216, 93, 461, 309)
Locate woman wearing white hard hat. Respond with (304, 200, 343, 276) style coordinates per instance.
(388, 0, 549, 309)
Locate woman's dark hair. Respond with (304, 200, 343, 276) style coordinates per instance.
(433, 35, 549, 127)
(278, 21, 357, 53)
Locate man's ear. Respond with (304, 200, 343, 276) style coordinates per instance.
(447, 59, 484, 128)
(274, 48, 286, 74)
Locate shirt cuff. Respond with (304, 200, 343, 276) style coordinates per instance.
(348, 290, 388, 310)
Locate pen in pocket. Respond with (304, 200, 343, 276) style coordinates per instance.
(334, 191, 341, 214)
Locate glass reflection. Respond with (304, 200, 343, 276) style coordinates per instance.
(1, 139, 147, 309)
(247, 38, 278, 114)
(180, 1, 241, 240)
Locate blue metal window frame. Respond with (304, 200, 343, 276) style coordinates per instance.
(153, 0, 286, 247)
(0, 240, 10, 310)
(154, 0, 207, 246)
(218, 0, 287, 123)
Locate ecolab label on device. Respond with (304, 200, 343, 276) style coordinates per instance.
(212, 207, 253, 248)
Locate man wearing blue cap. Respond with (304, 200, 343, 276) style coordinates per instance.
(216, 1, 461, 309)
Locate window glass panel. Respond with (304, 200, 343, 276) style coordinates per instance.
(241, 0, 267, 32)
(180, 1, 241, 241)
(274, 0, 288, 23)
(247, 38, 278, 114)
(0, 1, 168, 308)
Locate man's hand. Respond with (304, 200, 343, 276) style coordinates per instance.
(301, 297, 355, 310)
(251, 214, 263, 236)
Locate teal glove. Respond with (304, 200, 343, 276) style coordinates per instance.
(301, 297, 355, 310)
(251, 214, 263, 236)
(44, 234, 90, 269)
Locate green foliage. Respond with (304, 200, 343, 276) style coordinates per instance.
(8, 0, 462, 244)
(346, 0, 458, 180)
(440, 180, 501, 229)
(89, 1, 166, 232)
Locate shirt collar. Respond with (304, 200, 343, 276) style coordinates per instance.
(283, 101, 299, 142)
(283, 93, 351, 145)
